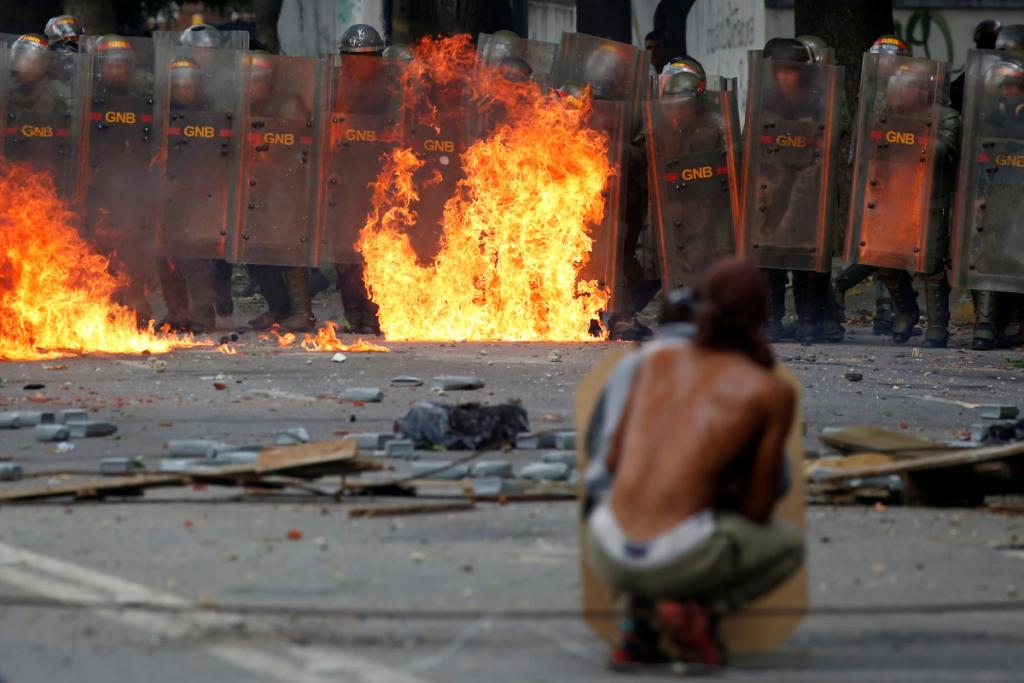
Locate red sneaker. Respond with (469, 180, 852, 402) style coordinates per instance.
(656, 600, 727, 668)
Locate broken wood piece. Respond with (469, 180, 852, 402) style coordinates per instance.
(348, 501, 476, 518)
(819, 425, 950, 458)
(814, 441, 1024, 483)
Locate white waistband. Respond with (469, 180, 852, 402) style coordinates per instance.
(590, 503, 715, 570)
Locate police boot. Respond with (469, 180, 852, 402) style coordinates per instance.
(922, 271, 950, 348)
(818, 276, 845, 343)
(156, 257, 191, 332)
(874, 282, 895, 336)
(213, 260, 234, 317)
(309, 268, 332, 300)
(280, 267, 316, 333)
(762, 268, 788, 342)
(186, 259, 218, 334)
(971, 289, 999, 350)
(878, 269, 919, 344)
(792, 271, 822, 344)
(247, 265, 290, 330)
(338, 265, 380, 334)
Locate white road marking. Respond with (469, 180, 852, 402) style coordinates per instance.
(0, 540, 432, 683)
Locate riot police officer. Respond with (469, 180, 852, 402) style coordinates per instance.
(44, 15, 84, 54)
(331, 24, 389, 335)
(243, 52, 317, 332)
(8, 34, 58, 113)
(753, 37, 839, 344)
(849, 36, 960, 347)
(85, 35, 156, 325)
(156, 57, 220, 333)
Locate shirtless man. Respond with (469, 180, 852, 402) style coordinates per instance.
(586, 257, 804, 669)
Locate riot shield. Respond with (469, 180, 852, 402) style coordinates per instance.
(952, 50, 1024, 294)
(402, 70, 471, 264)
(477, 32, 557, 87)
(153, 39, 245, 259)
(847, 53, 948, 272)
(150, 30, 250, 51)
(551, 33, 648, 314)
(230, 53, 324, 267)
(79, 36, 158, 257)
(319, 53, 403, 266)
(645, 77, 741, 292)
(738, 52, 842, 272)
(0, 34, 86, 202)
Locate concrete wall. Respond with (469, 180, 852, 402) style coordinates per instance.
(278, 0, 384, 57)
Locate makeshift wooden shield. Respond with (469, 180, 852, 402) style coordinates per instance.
(575, 348, 807, 653)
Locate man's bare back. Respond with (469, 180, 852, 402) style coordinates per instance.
(608, 341, 795, 540)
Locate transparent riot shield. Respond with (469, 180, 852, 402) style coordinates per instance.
(551, 33, 648, 314)
(739, 52, 842, 272)
(230, 54, 324, 267)
(150, 30, 250, 51)
(402, 72, 471, 265)
(79, 36, 158, 257)
(847, 53, 948, 272)
(478, 32, 557, 88)
(319, 53, 403, 266)
(645, 77, 741, 292)
(153, 39, 245, 259)
(0, 34, 86, 203)
(952, 50, 1024, 294)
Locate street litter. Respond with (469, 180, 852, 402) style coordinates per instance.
(396, 400, 529, 450)
(343, 387, 384, 402)
(431, 375, 485, 391)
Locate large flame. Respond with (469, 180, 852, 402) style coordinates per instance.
(0, 162, 200, 360)
(356, 35, 612, 342)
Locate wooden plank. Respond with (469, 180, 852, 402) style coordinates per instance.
(819, 425, 950, 457)
(256, 438, 358, 472)
(815, 441, 1024, 484)
(348, 502, 476, 518)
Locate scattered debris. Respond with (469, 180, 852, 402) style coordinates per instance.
(431, 375, 485, 391)
(820, 425, 951, 458)
(521, 462, 571, 481)
(390, 376, 423, 387)
(471, 460, 514, 478)
(275, 427, 310, 446)
(35, 424, 69, 442)
(384, 439, 415, 458)
(287, 529, 304, 541)
(343, 387, 384, 403)
(473, 477, 523, 496)
(22, 383, 45, 391)
(100, 457, 143, 476)
(553, 431, 577, 451)
(541, 451, 577, 467)
(548, 351, 562, 363)
(167, 440, 234, 459)
(0, 464, 23, 482)
(396, 401, 529, 450)
(515, 431, 559, 450)
(354, 432, 395, 450)
(348, 502, 475, 518)
(331, 353, 347, 363)
(844, 371, 864, 382)
(68, 421, 117, 438)
(981, 405, 1020, 420)
(411, 461, 470, 480)
(979, 420, 1024, 445)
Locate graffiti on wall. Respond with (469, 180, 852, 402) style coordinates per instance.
(895, 9, 957, 69)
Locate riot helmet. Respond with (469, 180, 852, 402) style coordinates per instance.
(975, 19, 1002, 50)
(763, 38, 810, 100)
(338, 24, 384, 55)
(762, 37, 812, 63)
(885, 62, 932, 113)
(581, 44, 630, 100)
(996, 25, 1024, 55)
(661, 56, 705, 79)
(497, 56, 532, 83)
(985, 59, 1024, 102)
(869, 35, 911, 57)
(659, 57, 705, 99)
(169, 57, 202, 106)
(180, 23, 223, 49)
(247, 51, 274, 103)
(94, 35, 135, 89)
(796, 34, 831, 64)
(44, 15, 83, 49)
(10, 34, 51, 85)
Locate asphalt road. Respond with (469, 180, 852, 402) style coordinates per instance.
(1, 302, 1023, 682)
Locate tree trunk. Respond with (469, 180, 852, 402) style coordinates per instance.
(794, 0, 893, 250)
(253, 0, 285, 53)
(576, 0, 631, 44)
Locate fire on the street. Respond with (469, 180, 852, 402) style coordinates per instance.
(357, 35, 612, 342)
(0, 162, 202, 361)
